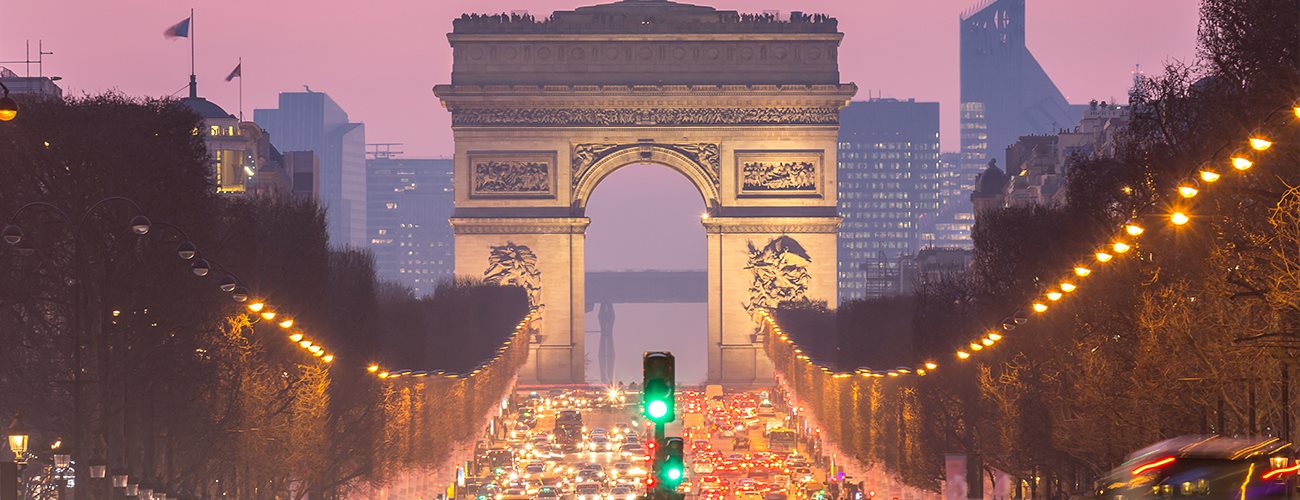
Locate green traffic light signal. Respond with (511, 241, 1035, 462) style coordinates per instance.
(642, 352, 675, 423)
(659, 437, 686, 490)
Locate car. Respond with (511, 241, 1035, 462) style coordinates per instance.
(609, 486, 636, 500)
(498, 488, 530, 500)
(620, 443, 644, 456)
(693, 460, 715, 474)
(534, 486, 561, 499)
(592, 436, 612, 451)
(733, 436, 751, 450)
(690, 439, 712, 453)
(1092, 436, 1297, 499)
(697, 476, 729, 494)
(574, 483, 603, 500)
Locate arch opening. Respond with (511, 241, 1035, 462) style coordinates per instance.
(584, 163, 708, 385)
(572, 145, 720, 216)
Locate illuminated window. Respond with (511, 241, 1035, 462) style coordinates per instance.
(386, 202, 398, 209)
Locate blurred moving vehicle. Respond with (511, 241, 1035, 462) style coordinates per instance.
(1090, 436, 1297, 499)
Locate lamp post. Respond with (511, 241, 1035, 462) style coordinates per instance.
(3, 197, 152, 500)
(4, 415, 29, 500)
(0, 81, 17, 122)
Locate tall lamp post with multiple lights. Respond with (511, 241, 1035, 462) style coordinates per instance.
(3, 197, 152, 498)
(3, 198, 254, 499)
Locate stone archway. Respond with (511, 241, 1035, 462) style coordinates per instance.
(439, 0, 855, 384)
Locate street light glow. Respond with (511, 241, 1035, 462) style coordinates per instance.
(1171, 212, 1191, 226)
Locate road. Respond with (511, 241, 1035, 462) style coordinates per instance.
(465, 386, 840, 500)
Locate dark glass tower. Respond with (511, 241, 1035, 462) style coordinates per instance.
(958, 0, 1076, 237)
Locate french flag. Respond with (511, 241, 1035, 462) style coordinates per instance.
(163, 17, 191, 39)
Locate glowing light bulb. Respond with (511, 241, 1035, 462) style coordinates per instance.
(299, 340, 312, 348)
(1231, 155, 1254, 171)
(1032, 302, 1048, 313)
(924, 362, 938, 370)
(1112, 242, 1131, 254)
(1200, 170, 1221, 183)
(278, 319, 294, 329)
(987, 333, 1003, 341)
(1046, 291, 1063, 301)
(1178, 185, 1199, 198)
(261, 311, 277, 321)
(957, 351, 971, 360)
(1095, 251, 1114, 263)
(368, 364, 380, 373)
(971, 342, 983, 351)
(1074, 267, 1092, 277)
(323, 354, 334, 363)
(1249, 137, 1272, 151)
(248, 302, 265, 313)
(289, 333, 304, 342)
(1171, 212, 1190, 226)
(1125, 224, 1145, 236)
(982, 338, 995, 346)
(1060, 282, 1077, 292)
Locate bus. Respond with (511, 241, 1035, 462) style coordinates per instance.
(768, 429, 797, 453)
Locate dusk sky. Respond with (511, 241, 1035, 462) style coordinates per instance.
(4, 2, 1205, 357)
(3, 0, 1208, 383)
(5, 0, 1200, 158)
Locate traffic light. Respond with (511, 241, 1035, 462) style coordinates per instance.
(642, 352, 675, 424)
(658, 437, 686, 491)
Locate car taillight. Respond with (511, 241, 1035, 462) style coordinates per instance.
(1131, 456, 1177, 476)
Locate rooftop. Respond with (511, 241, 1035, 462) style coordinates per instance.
(452, 0, 837, 34)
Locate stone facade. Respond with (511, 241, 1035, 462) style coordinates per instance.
(439, 0, 855, 384)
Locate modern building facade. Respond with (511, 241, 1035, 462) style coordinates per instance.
(254, 91, 366, 247)
(931, 152, 975, 249)
(366, 155, 455, 296)
(837, 98, 941, 301)
(959, 0, 1078, 238)
(0, 67, 63, 99)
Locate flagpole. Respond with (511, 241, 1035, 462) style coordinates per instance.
(189, 8, 196, 98)
(238, 57, 243, 122)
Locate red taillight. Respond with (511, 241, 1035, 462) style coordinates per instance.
(1263, 464, 1300, 480)
(1131, 456, 1177, 476)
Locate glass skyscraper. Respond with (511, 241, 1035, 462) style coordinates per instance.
(837, 98, 941, 301)
(366, 157, 455, 296)
(957, 0, 1077, 243)
(254, 91, 367, 247)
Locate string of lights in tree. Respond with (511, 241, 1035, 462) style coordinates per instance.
(762, 100, 1300, 380)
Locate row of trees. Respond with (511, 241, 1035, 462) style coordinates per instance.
(770, 0, 1300, 495)
(0, 95, 530, 498)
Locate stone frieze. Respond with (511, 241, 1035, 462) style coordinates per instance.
(451, 106, 840, 127)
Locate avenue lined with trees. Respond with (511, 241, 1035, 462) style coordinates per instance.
(0, 95, 530, 497)
(766, 0, 1300, 495)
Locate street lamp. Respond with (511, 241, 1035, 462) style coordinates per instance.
(0, 81, 17, 122)
(6, 414, 28, 465)
(112, 470, 129, 488)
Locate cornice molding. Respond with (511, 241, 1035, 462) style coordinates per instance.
(701, 216, 841, 234)
(450, 217, 592, 235)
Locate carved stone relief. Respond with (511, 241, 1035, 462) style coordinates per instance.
(451, 107, 840, 127)
(484, 242, 544, 313)
(743, 235, 813, 318)
(572, 143, 720, 188)
(736, 150, 823, 196)
(469, 152, 557, 198)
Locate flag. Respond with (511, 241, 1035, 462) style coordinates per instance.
(163, 17, 191, 39)
(225, 63, 242, 82)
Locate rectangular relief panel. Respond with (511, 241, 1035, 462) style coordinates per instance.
(735, 150, 824, 198)
(468, 151, 558, 199)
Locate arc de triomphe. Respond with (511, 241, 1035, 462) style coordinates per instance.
(435, 0, 855, 384)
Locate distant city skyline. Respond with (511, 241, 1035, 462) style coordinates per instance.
(4, 0, 1199, 157)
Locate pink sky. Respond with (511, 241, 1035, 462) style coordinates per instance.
(4, 0, 1201, 156)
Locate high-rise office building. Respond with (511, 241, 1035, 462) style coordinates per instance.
(958, 0, 1078, 244)
(931, 152, 975, 248)
(366, 153, 455, 296)
(837, 98, 941, 301)
(254, 91, 366, 247)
